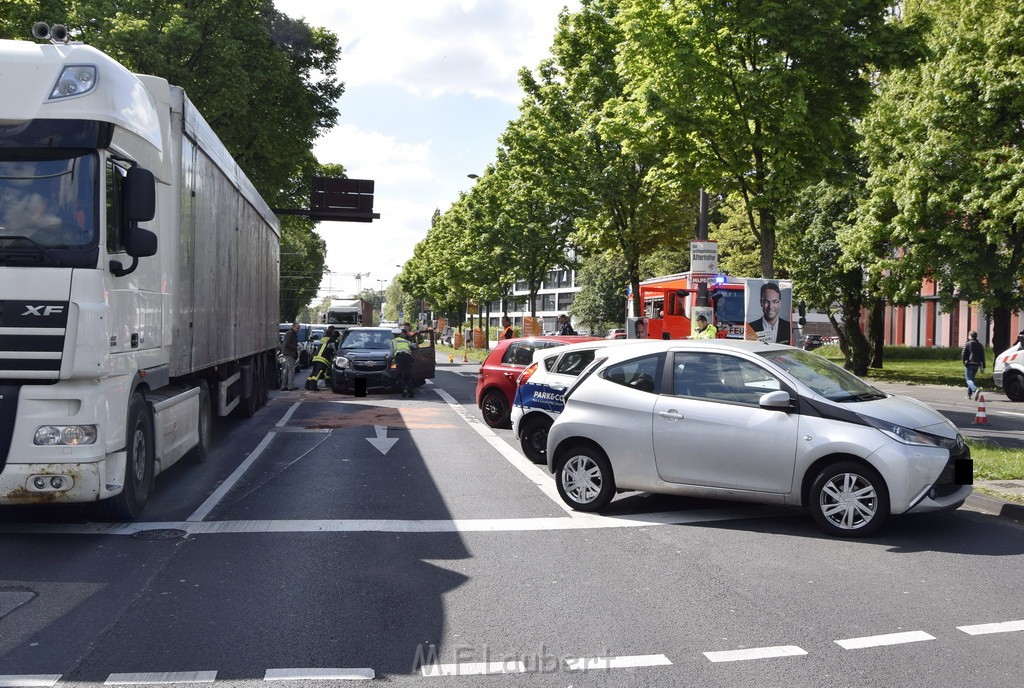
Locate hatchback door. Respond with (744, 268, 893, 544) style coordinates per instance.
(652, 351, 800, 494)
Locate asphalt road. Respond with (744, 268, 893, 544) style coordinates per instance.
(1, 360, 1022, 687)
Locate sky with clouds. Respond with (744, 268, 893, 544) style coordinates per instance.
(272, 0, 580, 301)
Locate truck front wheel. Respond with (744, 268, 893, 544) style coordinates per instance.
(99, 393, 153, 521)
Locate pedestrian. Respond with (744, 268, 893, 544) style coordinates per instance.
(391, 329, 415, 398)
(692, 314, 717, 339)
(961, 330, 985, 399)
(280, 321, 300, 391)
(305, 326, 338, 391)
(557, 314, 575, 335)
(500, 316, 514, 340)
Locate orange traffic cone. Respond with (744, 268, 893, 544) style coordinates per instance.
(462, 348, 469, 363)
(973, 394, 988, 425)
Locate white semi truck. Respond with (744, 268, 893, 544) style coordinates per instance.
(0, 33, 280, 518)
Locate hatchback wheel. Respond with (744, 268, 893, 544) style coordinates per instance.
(555, 446, 615, 511)
(810, 461, 889, 537)
(480, 389, 510, 428)
(519, 415, 551, 464)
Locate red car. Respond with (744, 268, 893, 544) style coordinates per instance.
(475, 335, 601, 428)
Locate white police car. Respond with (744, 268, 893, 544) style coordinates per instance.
(511, 340, 630, 462)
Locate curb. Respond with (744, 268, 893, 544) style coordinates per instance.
(965, 492, 1024, 523)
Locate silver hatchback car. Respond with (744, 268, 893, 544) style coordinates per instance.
(547, 340, 973, 537)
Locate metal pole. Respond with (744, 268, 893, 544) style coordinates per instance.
(697, 189, 710, 308)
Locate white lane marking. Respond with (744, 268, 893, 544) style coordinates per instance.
(0, 590, 34, 617)
(0, 677, 61, 688)
(835, 630, 935, 650)
(433, 387, 571, 512)
(187, 403, 334, 522)
(703, 646, 807, 662)
(566, 654, 672, 670)
(366, 425, 398, 455)
(105, 672, 217, 684)
(421, 661, 525, 677)
(0, 507, 789, 536)
(276, 402, 302, 428)
(957, 620, 1024, 635)
(264, 668, 374, 681)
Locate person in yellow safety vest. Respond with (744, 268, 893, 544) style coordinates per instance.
(692, 314, 718, 339)
(391, 331, 415, 398)
(305, 326, 338, 391)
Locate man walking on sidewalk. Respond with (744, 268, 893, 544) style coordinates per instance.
(962, 330, 985, 400)
(280, 322, 300, 391)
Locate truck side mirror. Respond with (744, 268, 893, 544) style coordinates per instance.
(798, 300, 807, 327)
(111, 166, 158, 276)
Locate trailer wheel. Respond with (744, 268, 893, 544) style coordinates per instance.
(188, 381, 212, 464)
(99, 393, 153, 520)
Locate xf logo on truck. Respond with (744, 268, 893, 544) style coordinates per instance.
(0, 301, 70, 327)
(21, 305, 65, 317)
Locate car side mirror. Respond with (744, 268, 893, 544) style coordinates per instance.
(759, 390, 793, 409)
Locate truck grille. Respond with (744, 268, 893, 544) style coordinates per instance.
(0, 300, 67, 379)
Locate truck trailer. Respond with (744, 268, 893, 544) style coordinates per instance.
(0, 35, 280, 518)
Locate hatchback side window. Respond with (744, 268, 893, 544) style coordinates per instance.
(673, 352, 781, 404)
(602, 354, 663, 393)
(503, 342, 535, 366)
(555, 350, 596, 376)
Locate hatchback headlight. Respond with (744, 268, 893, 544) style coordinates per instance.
(34, 425, 97, 446)
(860, 415, 944, 447)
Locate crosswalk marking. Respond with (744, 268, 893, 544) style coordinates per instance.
(105, 672, 217, 684)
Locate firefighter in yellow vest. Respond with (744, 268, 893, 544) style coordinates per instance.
(692, 314, 718, 339)
(305, 326, 338, 391)
(391, 331, 415, 398)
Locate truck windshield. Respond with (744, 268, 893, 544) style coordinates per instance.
(714, 289, 746, 325)
(326, 310, 359, 326)
(0, 152, 98, 261)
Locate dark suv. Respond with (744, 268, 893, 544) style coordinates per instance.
(474, 335, 599, 428)
(802, 334, 823, 351)
(330, 327, 435, 393)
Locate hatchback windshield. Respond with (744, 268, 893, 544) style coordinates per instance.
(758, 348, 886, 402)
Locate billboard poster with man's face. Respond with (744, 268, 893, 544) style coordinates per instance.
(744, 279, 793, 345)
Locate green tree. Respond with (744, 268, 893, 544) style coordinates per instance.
(615, 0, 922, 279)
(510, 0, 694, 316)
(570, 249, 631, 333)
(857, 0, 1024, 353)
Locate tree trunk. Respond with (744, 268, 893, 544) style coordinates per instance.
(991, 302, 1011, 354)
(868, 300, 885, 369)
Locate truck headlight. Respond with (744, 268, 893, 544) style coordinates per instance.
(334, 356, 349, 368)
(34, 425, 97, 446)
(49, 65, 97, 99)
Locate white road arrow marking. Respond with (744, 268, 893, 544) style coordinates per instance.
(366, 425, 398, 455)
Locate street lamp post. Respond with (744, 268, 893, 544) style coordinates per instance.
(377, 279, 386, 320)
